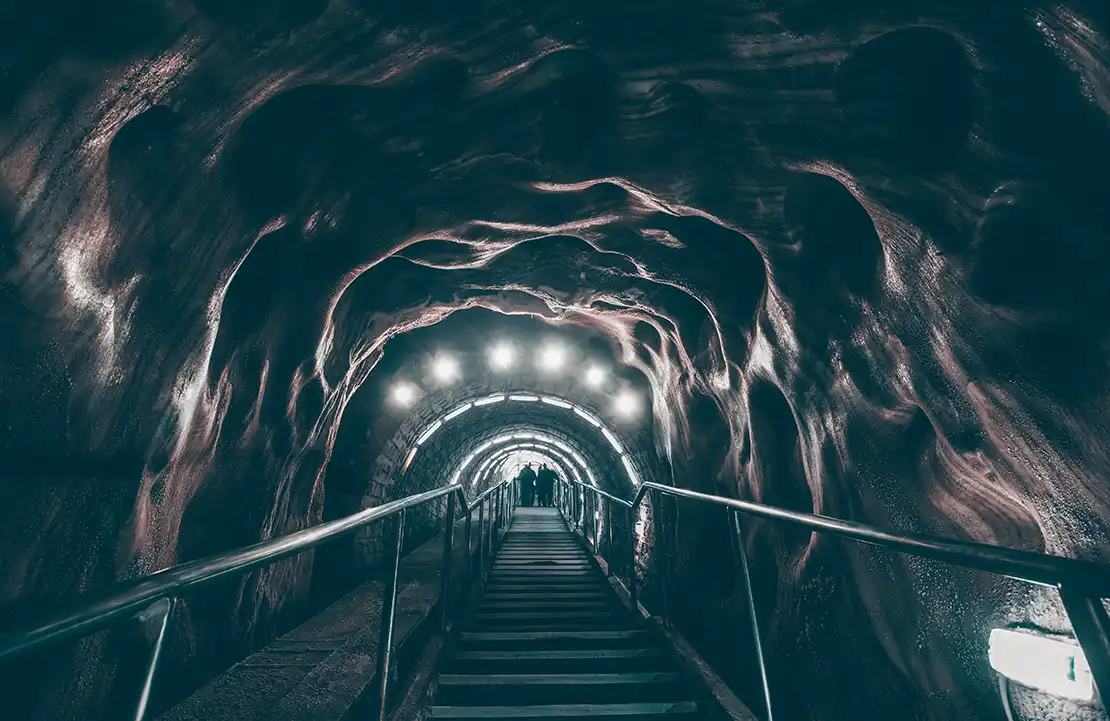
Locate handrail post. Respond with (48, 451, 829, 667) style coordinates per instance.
(732, 509, 773, 721)
(485, 495, 494, 567)
(477, 500, 486, 581)
(439, 493, 457, 631)
(627, 504, 638, 612)
(651, 489, 673, 627)
(133, 597, 174, 721)
(606, 497, 615, 576)
(592, 493, 599, 551)
(464, 500, 474, 589)
(376, 508, 406, 721)
(1059, 585, 1110, 703)
(588, 492, 595, 549)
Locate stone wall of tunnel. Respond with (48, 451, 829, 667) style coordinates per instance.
(5, 2, 1110, 721)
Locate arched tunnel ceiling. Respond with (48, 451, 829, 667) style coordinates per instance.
(3, 1, 1110, 720)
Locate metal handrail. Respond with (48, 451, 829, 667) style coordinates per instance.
(0, 476, 518, 721)
(555, 476, 1110, 721)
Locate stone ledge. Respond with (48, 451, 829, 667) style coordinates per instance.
(158, 511, 482, 721)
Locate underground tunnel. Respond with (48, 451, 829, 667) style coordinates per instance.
(3, 1, 1110, 720)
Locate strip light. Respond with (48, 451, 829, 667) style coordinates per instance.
(988, 628, 1093, 701)
(601, 426, 624, 454)
(444, 403, 472, 421)
(403, 392, 637, 488)
(621, 455, 640, 486)
(542, 397, 573, 409)
(573, 407, 602, 427)
(415, 419, 442, 446)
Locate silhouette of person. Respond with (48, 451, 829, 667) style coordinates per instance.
(536, 464, 556, 507)
(517, 463, 537, 506)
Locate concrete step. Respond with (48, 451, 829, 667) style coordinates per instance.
(426, 701, 700, 718)
(446, 648, 663, 674)
(436, 672, 685, 706)
(483, 583, 611, 593)
(470, 614, 631, 627)
(457, 630, 650, 650)
(473, 611, 619, 625)
(494, 557, 591, 562)
(490, 572, 594, 578)
(486, 578, 597, 585)
(493, 557, 588, 562)
(482, 592, 611, 602)
(476, 601, 614, 614)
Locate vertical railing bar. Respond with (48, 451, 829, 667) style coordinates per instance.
(464, 500, 474, 589)
(1059, 585, 1110, 704)
(606, 497, 615, 576)
(477, 499, 486, 581)
(439, 492, 457, 631)
(592, 492, 599, 550)
(732, 509, 773, 721)
(651, 489, 672, 628)
(376, 508, 406, 721)
(133, 597, 174, 721)
(627, 504, 638, 613)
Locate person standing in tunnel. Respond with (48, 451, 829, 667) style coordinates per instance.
(536, 464, 555, 507)
(517, 463, 537, 507)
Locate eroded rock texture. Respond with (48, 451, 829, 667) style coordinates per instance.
(2, 1, 1110, 719)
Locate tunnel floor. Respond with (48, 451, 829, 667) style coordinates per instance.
(426, 507, 702, 718)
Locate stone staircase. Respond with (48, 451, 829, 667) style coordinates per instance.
(425, 507, 703, 719)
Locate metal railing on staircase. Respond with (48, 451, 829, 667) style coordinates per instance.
(552, 476, 1110, 721)
(0, 477, 519, 721)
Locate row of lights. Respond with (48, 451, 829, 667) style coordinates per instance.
(391, 341, 641, 419)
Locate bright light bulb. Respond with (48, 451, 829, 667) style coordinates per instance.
(391, 382, 417, 406)
(489, 343, 515, 370)
(432, 354, 459, 383)
(538, 343, 567, 372)
(614, 390, 640, 418)
(583, 365, 606, 387)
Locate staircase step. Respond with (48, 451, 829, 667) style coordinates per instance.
(447, 648, 663, 673)
(459, 630, 648, 645)
(481, 590, 612, 598)
(436, 672, 685, 705)
(487, 572, 597, 579)
(478, 599, 613, 608)
(456, 636, 649, 652)
(426, 701, 699, 718)
(486, 579, 598, 586)
(494, 559, 591, 564)
(425, 508, 701, 718)
(474, 611, 616, 623)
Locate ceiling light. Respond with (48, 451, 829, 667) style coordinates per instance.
(391, 382, 417, 406)
(489, 343, 515, 371)
(988, 628, 1092, 701)
(432, 354, 459, 383)
(613, 390, 640, 418)
(584, 365, 606, 387)
(538, 342, 568, 372)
